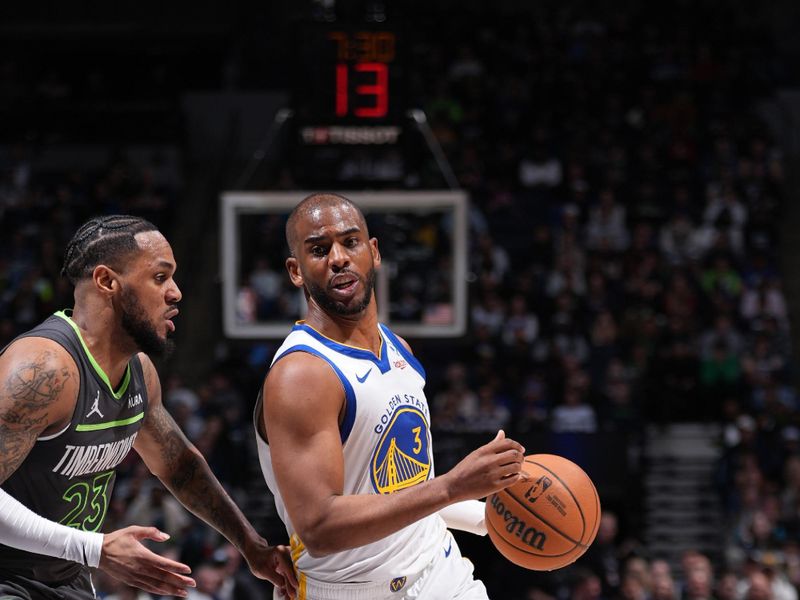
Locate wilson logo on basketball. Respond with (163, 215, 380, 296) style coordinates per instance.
(524, 475, 552, 504)
(489, 494, 547, 551)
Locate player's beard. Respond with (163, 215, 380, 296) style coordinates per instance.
(120, 286, 175, 357)
(307, 267, 376, 316)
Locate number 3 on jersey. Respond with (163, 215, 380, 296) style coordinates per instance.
(371, 407, 431, 494)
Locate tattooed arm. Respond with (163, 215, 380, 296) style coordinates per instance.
(133, 354, 297, 597)
(0, 338, 196, 597)
(0, 337, 77, 485)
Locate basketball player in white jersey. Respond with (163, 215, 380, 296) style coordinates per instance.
(255, 193, 527, 599)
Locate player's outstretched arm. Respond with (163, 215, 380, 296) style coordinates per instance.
(99, 526, 196, 596)
(0, 486, 196, 596)
(134, 355, 297, 598)
(263, 352, 526, 557)
(0, 340, 196, 596)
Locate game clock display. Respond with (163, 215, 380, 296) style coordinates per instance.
(292, 23, 405, 125)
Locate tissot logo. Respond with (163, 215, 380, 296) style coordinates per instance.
(300, 126, 401, 146)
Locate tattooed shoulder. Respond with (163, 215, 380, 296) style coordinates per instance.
(0, 341, 77, 482)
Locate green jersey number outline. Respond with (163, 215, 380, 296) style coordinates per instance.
(60, 471, 114, 531)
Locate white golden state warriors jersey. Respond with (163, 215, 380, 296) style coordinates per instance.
(254, 322, 446, 583)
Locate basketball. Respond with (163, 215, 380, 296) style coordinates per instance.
(485, 454, 601, 571)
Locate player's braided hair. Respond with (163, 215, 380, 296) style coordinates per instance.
(61, 215, 158, 284)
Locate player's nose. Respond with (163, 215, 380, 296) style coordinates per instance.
(167, 280, 182, 304)
(328, 242, 350, 269)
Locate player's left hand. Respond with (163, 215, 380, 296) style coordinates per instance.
(244, 538, 298, 599)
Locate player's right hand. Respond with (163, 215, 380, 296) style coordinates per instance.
(99, 525, 196, 597)
(444, 430, 527, 503)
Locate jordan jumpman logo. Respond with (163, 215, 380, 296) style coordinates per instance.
(86, 390, 104, 419)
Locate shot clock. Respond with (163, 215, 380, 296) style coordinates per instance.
(292, 22, 406, 126)
(289, 20, 409, 185)
(329, 29, 395, 119)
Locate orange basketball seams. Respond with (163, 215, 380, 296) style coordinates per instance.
(485, 454, 601, 570)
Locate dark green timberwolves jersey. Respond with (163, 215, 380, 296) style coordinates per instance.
(0, 311, 149, 582)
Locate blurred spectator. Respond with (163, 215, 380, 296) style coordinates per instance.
(432, 362, 478, 428)
(599, 358, 640, 432)
(700, 315, 745, 361)
(471, 289, 507, 337)
(546, 252, 588, 298)
(585, 188, 630, 253)
(743, 569, 773, 600)
(473, 233, 510, 286)
(715, 571, 740, 600)
(551, 385, 597, 433)
(651, 559, 678, 600)
(124, 481, 192, 540)
(514, 373, 550, 434)
(701, 254, 743, 302)
(659, 212, 702, 266)
(619, 574, 649, 600)
(248, 256, 284, 319)
(187, 562, 224, 600)
(469, 383, 511, 433)
(740, 279, 789, 328)
(502, 294, 540, 347)
(741, 335, 788, 391)
(211, 542, 270, 600)
(571, 568, 607, 600)
(519, 142, 563, 189)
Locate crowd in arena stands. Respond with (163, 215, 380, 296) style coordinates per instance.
(428, 4, 792, 600)
(213, 2, 800, 598)
(2, 1, 798, 598)
(406, 3, 794, 598)
(0, 144, 179, 344)
(511, 511, 800, 600)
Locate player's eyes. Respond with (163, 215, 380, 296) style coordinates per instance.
(311, 246, 327, 256)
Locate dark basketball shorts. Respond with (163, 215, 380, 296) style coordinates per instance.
(0, 568, 95, 600)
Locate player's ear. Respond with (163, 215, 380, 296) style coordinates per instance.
(286, 256, 304, 288)
(370, 238, 381, 268)
(93, 265, 119, 295)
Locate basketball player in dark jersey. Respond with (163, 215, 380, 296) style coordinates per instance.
(0, 216, 297, 599)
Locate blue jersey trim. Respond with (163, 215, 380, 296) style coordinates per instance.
(273, 345, 357, 444)
(379, 324, 426, 381)
(292, 323, 392, 374)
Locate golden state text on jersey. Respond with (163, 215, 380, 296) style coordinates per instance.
(371, 397, 432, 494)
(255, 321, 446, 583)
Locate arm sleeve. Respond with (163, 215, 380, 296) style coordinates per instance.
(0, 487, 103, 568)
(438, 499, 488, 536)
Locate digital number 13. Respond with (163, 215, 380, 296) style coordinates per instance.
(334, 62, 389, 118)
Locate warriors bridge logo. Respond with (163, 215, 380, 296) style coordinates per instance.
(371, 406, 431, 494)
